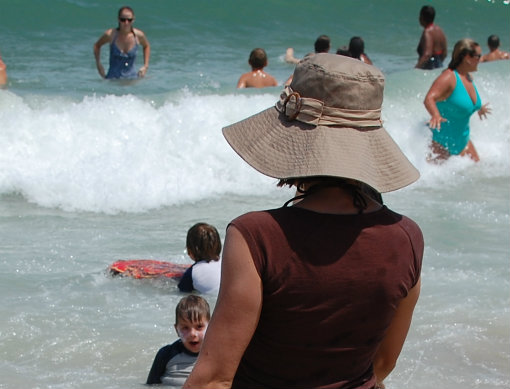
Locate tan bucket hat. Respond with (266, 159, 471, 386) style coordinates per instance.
(223, 53, 419, 193)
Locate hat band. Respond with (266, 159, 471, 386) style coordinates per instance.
(276, 86, 382, 128)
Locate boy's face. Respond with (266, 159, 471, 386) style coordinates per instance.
(175, 317, 208, 354)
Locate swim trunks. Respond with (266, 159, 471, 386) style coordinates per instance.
(106, 30, 138, 79)
(433, 70, 482, 155)
(421, 54, 443, 70)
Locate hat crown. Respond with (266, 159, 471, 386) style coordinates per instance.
(290, 53, 385, 111)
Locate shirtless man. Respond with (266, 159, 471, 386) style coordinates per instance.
(415, 6, 447, 70)
(480, 35, 510, 62)
(237, 48, 278, 89)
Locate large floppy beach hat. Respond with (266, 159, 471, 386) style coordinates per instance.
(223, 53, 419, 193)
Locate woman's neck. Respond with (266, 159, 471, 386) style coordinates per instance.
(293, 186, 381, 215)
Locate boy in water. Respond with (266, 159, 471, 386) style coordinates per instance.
(237, 48, 278, 88)
(146, 295, 210, 387)
(480, 35, 510, 62)
(178, 223, 222, 295)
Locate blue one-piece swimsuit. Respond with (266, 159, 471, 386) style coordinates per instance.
(432, 70, 482, 155)
(106, 31, 138, 79)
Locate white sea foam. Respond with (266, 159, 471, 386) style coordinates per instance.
(1, 63, 508, 214)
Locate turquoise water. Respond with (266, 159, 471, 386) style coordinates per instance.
(1, 0, 509, 388)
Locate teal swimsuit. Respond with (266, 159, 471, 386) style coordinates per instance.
(432, 70, 481, 155)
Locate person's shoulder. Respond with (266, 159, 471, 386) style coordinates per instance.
(435, 68, 455, 84)
(103, 28, 115, 37)
(133, 28, 148, 40)
(156, 340, 182, 356)
(381, 207, 423, 245)
(232, 209, 277, 223)
(237, 72, 251, 88)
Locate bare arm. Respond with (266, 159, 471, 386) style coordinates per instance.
(136, 29, 150, 77)
(415, 30, 433, 68)
(373, 278, 421, 387)
(423, 69, 455, 130)
(93, 30, 112, 78)
(183, 226, 263, 388)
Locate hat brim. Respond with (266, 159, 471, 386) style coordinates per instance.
(223, 106, 419, 193)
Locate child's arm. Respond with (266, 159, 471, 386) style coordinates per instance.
(146, 344, 177, 384)
(178, 267, 194, 292)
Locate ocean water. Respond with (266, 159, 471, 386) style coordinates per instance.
(1, 0, 509, 388)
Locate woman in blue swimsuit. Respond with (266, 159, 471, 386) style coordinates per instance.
(93, 6, 150, 80)
(424, 38, 491, 162)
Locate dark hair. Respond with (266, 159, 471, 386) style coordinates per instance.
(175, 295, 211, 325)
(249, 48, 268, 69)
(118, 6, 134, 18)
(420, 5, 435, 24)
(314, 35, 331, 53)
(488, 34, 500, 49)
(336, 46, 350, 57)
(348, 37, 365, 60)
(448, 38, 480, 70)
(186, 223, 222, 262)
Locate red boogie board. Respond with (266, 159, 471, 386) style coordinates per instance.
(108, 259, 190, 279)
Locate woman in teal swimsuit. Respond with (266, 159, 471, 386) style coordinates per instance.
(93, 6, 150, 80)
(424, 39, 491, 162)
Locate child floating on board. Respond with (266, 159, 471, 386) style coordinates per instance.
(178, 223, 222, 294)
(146, 295, 210, 387)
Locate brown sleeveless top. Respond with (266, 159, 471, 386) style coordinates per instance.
(230, 205, 423, 389)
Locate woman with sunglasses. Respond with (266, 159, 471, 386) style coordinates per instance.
(423, 38, 490, 162)
(93, 6, 150, 80)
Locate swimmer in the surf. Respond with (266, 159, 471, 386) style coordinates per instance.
(285, 34, 331, 64)
(415, 5, 447, 70)
(178, 223, 222, 294)
(284, 35, 331, 85)
(480, 35, 510, 62)
(237, 48, 278, 88)
(146, 295, 210, 386)
(336, 37, 373, 65)
(93, 6, 150, 79)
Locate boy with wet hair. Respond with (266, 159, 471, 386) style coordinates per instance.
(178, 223, 222, 294)
(237, 48, 278, 88)
(480, 35, 510, 62)
(146, 295, 210, 387)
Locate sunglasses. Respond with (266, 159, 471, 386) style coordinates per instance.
(470, 52, 481, 59)
(119, 17, 133, 22)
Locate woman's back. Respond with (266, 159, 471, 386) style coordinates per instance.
(230, 206, 423, 389)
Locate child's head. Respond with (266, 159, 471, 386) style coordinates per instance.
(174, 295, 211, 354)
(248, 48, 268, 70)
(186, 223, 222, 262)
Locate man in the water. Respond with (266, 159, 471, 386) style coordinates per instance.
(480, 35, 510, 62)
(415, 6, 447, 70)
(237, 48, 278, 89)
